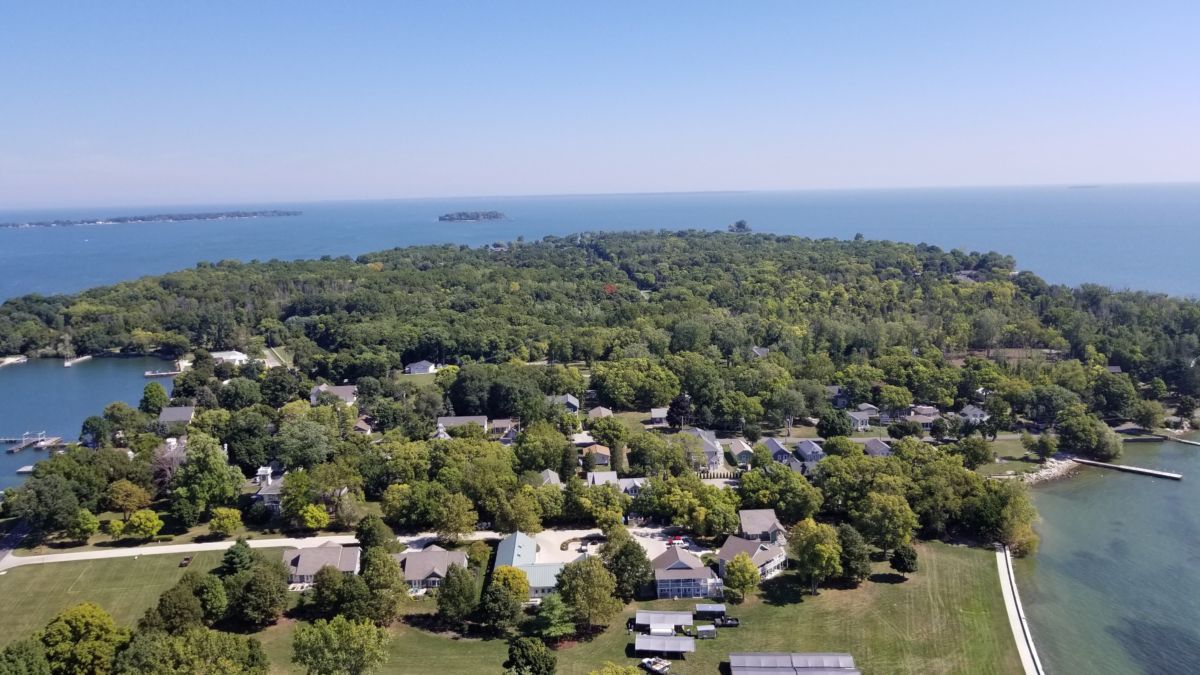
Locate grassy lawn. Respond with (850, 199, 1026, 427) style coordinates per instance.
(0, 551, 226, 641)
(257, 541, 1019, 674)
(395, 373, 437, 386)
(978, 439, 1042, 477)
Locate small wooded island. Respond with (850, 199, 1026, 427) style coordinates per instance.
(438, 210, 506, 222)
(0, 210, 301, 229)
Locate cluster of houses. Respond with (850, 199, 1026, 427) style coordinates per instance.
(824, 386, 991, 433)
(652, 509, 788, 600)
(727, 436, 893, 475)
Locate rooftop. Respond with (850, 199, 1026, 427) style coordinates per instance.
(281, 543, 360, 577)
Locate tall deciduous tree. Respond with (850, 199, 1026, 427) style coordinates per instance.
(436, 564, 478, 629)
(40, 603, 130, 675)
(788, 518, 843, 595)
(851, 492, 918, 555)
(722, 552, 760, 602)
(556, 557, 622, 630)
(836, 523, 872, 586)
(503, 638, 556, 675)
(138, 381, 169, 415)
(292, 616, 390, 675)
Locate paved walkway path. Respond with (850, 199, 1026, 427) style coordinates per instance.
(0, 534, 359, 572)
(996, 547, 1044, 675)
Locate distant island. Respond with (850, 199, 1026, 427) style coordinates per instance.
(438, 211, 506, 222)
(0, 210, 302, 229)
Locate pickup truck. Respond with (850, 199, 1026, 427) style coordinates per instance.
(714, 616, 740, 628)
(640, 657, 671, 674)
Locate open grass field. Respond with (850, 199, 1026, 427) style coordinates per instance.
(0, 551, 225, 641)
(257, 541, 1019, 674)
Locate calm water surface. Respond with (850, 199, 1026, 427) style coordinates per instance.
(0, 357, 171, 490)
(1015, 439, 1200, 674)
(1, 184, 1199, 299)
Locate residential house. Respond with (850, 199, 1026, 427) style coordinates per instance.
(157, 406, 195, 427)
(651, 547, 721, 599)
(905, 414, 937, 432)
(959, 404, 990, 425)
(587, 406, 613, 420)
(764, 437, 793, 464)
(717, 535, 787, 580)
(824, 385, 850, 409)
(581, 444, 611, 467)
(489, 418, 517, 439)
(404, 360, 439, 375)
(750, 346, 770, 359)
(571, 431, 596, 446)
(618, 477, 647, 496)
(498, 426, 519, 445)
(494, 531, 565, 598)
(353, 416, 373, 434)
(730, 652, 860, 675)
(547, 394, 580, 413)
(729, 439, 754, 466)
(309, 383, 358, 406)
(432, 423, 451, 440)
(538, 469, 562, 488)
(211, 350, 251, 366)
(738, 509, 787, 543)
(863, 438, 893, 457)
(255, 478, 283, 513)
(393, 545, 467, 590)
(682, 428, 724, 472)
(649, 407, 669, 425)
(586, 471, 646, 496)
(848, 410, 872, 432)
(1106, 365, 1123, 374)
(856, 402, 880, 415)
(281, 543, 361, 585)
(911, 404, 940, 417)
(793, 440, 825, 474)
(435, 416, 489, 434)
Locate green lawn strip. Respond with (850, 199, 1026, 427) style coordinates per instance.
(255, 542, 1021, 674)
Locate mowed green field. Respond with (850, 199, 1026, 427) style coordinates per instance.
(257, 542, 1020, 675)
(0, 551, 225, 641)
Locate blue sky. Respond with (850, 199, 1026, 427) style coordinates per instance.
(1, 2, 1197, 207)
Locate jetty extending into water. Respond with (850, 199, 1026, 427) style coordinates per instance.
(63, 355, 92, 367)
(0, 356, 29, 369)
(2, 433, 65, 453)
(1070, 457, 1182, 480)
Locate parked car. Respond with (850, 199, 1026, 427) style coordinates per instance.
(714, 616, 740, 627)
(640, 657, 671, 674)
(179, 556, 193, 568)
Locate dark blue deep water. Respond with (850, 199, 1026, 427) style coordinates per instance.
(1, 183, 1198, 300)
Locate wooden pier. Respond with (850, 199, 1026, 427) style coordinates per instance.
(1070, 457, 1182, 480)
(63, 355, 92, 367)
(2, 433, 64, 453)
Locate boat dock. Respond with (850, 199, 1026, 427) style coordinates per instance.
(0, 356, 29, 369)
(1164, 436, 1200, 448)
(1070, 457, 1182, 480)
(2, 433, 64, 453)
(63, 355, 92, 367)
(16, 466, 34, 475)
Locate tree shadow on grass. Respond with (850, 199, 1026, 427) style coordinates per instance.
(760, 574, 806, 606)
(868, 573, 908, 585)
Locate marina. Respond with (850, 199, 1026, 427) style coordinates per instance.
(2, 433, 65, 453)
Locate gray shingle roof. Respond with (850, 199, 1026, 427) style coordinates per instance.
(739, 509, 785, 537)
(717, 535, 785, 567)
(281, 543, 360, 577)
(394, 546, 467, 582)
(157, 406, 195, 424)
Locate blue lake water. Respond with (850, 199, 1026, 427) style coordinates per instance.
(0, 357, 172, 490)
(1, 183, 1198, 300)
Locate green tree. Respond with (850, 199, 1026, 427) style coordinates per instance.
(836, 523, 872, 586)
(533, 593, 575, 641)
(275, 419, 334, 469)
(65, 509, 99, 543)
(722, 551, 760, 602)
(890, 544, 919, 577)
(221, 538, 256, 576)
(127, 509, 164, 540)
(788, 518, 842, 595)
(480, 583, 522, 632)
(299, 504, 331, 531)
(169, 432, 244, 526)
(138, 381, 169, 415)
(737, 464, 823, 522)
(599, 534, 652, 602)
(106, 479, 152, 522)
(436, 564, 478, 629)
(951, 437, 995, 470)
(208, 507, 242, 538)
(435, 493, 478, 542)
(115, 627, 268, 675)
(292, 616, 390, 675)
(588, 664, 641, 675)
(40, 603, 130, 675)
(851, 492, 918, 555)
(360, 548, 406, 626)
(106, 519, 125, 540)
(887, 420, 924, 440)
(218, 377, 263, 410)
(224, 561, 289, 628)
(0, 637, 50, 675)
(9, 475, 80, 535)
(493, 566, 531, 601)
(503, 637, 556, 675)
(556, 557, 622, 629)
(355, 515, 398, 553)
(817, 410, 853, 439)
(1131, 399, 1165, 431)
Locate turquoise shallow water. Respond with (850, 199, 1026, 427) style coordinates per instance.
(1015, 439, 1200, 674)
(1, 183, 1199, 299)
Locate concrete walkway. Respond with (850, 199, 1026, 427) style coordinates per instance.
(0, 534, 358, 572)
(996, 547, 1044, 675)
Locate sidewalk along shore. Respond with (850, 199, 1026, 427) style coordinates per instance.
(996, 546, 1045, 675)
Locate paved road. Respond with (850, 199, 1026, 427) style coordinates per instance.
(0, 534, 359, 572)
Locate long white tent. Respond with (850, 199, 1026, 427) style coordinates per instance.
(634, 635, 696, 654)
(634, 610, 695, 626)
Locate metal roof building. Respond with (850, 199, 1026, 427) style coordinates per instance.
(729, 652, 860, 675)
(634, 610, 695, 627)
(634, 635, 696, 654)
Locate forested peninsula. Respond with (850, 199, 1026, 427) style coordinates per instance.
(0, 210, 301, 229)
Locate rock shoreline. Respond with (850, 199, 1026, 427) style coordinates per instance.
(1023, 456, 1079, 485)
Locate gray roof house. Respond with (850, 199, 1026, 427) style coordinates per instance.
(538, 469, 563, 487)
(581, 444, 611, 466)
(764, 437, 793, 464)
(682, 428, 724, 472)
(729, 439, 754, 466)
(494, 531, 565, 598)
(404, 360, 439, 374)
(730, 652, 860, 675)
(157, 406, 195, 426)
(547, 394, 580, 413)
(848, 410, 872, 431)
(793, 440, 825, 475)
(587, 406, 613, 419)
(824, 385, 850, 409)
(393, 545, 467, 590)
(738, 509, 787, 543)
(651, 546, 721, 599)
(864, 438, 893, 457)
(856, 402, 880, 414)
(586, 471, 619, 487)
(717, 535, 787, 580)
(435, 416, 489, 433)
(211, 350, 250, 365)
(959, 404, 990, 424)
(281, 543, 361, 585)
(649, 407, 669, 424)
(750, 346, 770, 358)
(310, 383, 358, 406)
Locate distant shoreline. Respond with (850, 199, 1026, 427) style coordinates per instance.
(0, 210, 302, 230)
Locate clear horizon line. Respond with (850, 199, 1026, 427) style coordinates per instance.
(4, 179, 1198, 213)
